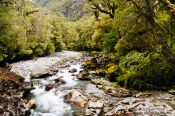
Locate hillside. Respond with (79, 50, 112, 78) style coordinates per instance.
(33, 0, 88, 21)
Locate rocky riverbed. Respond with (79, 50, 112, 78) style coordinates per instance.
(1, 51, 175, 116)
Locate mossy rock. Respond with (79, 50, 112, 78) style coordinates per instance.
(83, 58, 98, 70)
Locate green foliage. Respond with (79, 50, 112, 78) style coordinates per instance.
(34, 0, 88, 21)
(97, 68, 106, 77)
(116, 51, 174, 90)
(0, 0, 64, 65)
(103, 28, 120, 53)
(72, 16, 98, 51)
(46, 43, 56, 54)
(106, 64, 123, 82)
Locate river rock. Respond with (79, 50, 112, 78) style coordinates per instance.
(71, 74, 77, 76)
(22, 87, 35, 99)
(85, 100, 104, 116)
(45, 84, 54, 91)
(30, 69, 53, 79)
(54, 78, 66, 84)
(25, 99, 36, 109)
(69, 68, 77, 73)
(77, 71, 91, 80)
(92, 78, 131, 97)
(64, 90, 88, 108)
(85, 84, 105, 99)
(106, 97, 175, 116)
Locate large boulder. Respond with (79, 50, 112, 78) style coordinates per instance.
(64, 90, 88, 108)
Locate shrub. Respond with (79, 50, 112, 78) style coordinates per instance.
(116, 51, 174, 90)
(46, 43, 56, 54)
(106, 64, 123, 82)
(102, 29, 120, 54)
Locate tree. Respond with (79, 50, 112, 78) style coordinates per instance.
(86, 0, 118, 19)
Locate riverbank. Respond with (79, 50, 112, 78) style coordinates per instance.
(77, 52, 175, 116)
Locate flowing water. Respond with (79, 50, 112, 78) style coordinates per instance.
(10, 51, 90, 116)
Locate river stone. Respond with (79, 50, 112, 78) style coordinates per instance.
(25, 99, 36, 109)
(106, 97, 175, 116)
(85, 100, 104, 116)
(22, 87, 35, 99)
(54, 78, 66, 84)
(45, 84, 54, 91)
(85, 84, 105, 99)
(92, 78, 131, 97)
(69, 68, 77, 73)
(30, 69, 52, 79)
(77, 71, 91, 80)
(64, 90, 88, 108)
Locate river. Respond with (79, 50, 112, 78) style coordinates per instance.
(10, 51, 89, 116)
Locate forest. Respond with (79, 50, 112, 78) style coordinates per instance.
(1, 0, 175, 115)
(1, 0, 175, 89)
